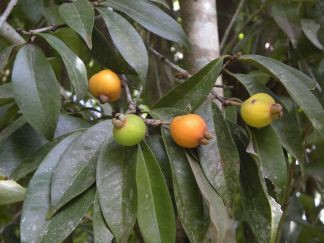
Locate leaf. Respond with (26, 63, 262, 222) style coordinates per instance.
(136, 143, 175, 243)
(20, 133, 94, 243)
(229, 73, 305, 165)
(197, 103, 239, 210)
(252, 127, 288, 196)
(0, 180, 26, 205)
(153, 57, 224, 111)
(12, 44, 60, 140)
(59, 0, 94, 49)
(19, 0, 44, 23)
(0, 83, 14, 100)
(239, 55, 324, 138)
(97, 8, 148, 79)
(38, 33, 88, 100)
(96, 139, 137, 242)
(270, 3, 301, 48)
(149, 107, 188, 121)
(102, 0, 187, 44)
(162, 128, 206, 243)
(301, 19, 323, 50)
(149, 0, 170, 9)
(48, 120, 111, 217)
(0, 117, 26, 146)
(93, 194, 114, 243)
(186, 153, 234, 243)
(0, 123, 47, 177)
(0, 45, 15, 73)
(54, 114, 90, 138)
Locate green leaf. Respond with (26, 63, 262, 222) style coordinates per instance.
(239, 55, 324, 138)
(251, 127, 288, 196)
(229, 73, 305, 165)
(0, 45, 15, 73)
(162, 128, 206, 243)
(149, 107, 188, 121)
(12, 44, 60, 140)
(0, 117, 26, 146)
(19, 0, 44, 23)
(0, 123, 47, 177)
(136, 142, 175, 243)
(98, 8, 148, 79)
(38, 33, 88, 100)
(186, 153, 234, 243)
(54, 114, 90, 138)
(153, 57, 224, 111)
(301, 19, 323, 50)
(0, 180, 26, 205)
(197, 103, 239, 210)
(149, 0, 170, 9)
(101, 0, 186, 44)
(93, 194, 114, 243)
(96, 139, 137, 242)
(48, 120, 111, 217)
(59, 0, 94, 49)
(20, 133, 94, 243)
(0, 83, 14, 100)
(270, 3, 301, 48)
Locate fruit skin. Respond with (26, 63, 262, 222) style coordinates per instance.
(170, 114, 208, 148)
(240, 93, 280, 128)
(88, 69, 122, 102)
(113, 114, 147, 146)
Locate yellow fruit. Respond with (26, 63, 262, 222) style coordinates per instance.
(240, 93, 283, 128)
(170, 114, 212, 148)
(88, 69, 122, 102)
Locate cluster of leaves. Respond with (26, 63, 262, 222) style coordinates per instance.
(0, 0, 323, 242)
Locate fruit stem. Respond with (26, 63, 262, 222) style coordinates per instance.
(98, 94, 109, 104)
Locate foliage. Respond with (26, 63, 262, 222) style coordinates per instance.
(0, 0, 323, 242)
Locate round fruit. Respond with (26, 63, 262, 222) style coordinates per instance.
(240, 93, 283, 128)
(88, 69, 122, 102)
(170, 114, 212, 148)
(113, 114, 147, 146)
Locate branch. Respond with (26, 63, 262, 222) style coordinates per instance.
(0, 0, 18, 29)
(148, 46, 191, 78)
(220, 0, 245, 51)
(17, 23, 67, 35)
(0, 21, 25, 44)
(121, 75, 136, 113)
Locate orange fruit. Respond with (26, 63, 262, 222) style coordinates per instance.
(170, 114, 212, 148)
(88, 69, 121, 102)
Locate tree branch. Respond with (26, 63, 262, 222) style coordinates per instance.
(148, 46, 192, 78)
(0, 21, 25, 44)
(220, 0, 245, 51)
(0, 0, 18, 29)
(121, 75, 136, 113)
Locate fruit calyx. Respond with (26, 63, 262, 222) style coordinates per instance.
(112, 113, 126, 128)
(200, 131, 213, 145)
(270, 103, 283, 119)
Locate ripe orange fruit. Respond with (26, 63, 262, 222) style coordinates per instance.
(88, 69, 121, 102)
(170, 114, 212, 148)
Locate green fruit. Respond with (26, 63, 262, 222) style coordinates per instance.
(113, 114, 147, 146)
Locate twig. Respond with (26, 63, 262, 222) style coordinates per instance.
(121, 75, 136, 113)
(145, 119, 170, 126)
(0, 0, 18, 29)
(212, 89, 242, 107)
(17, 23, 67, 35)
(148, 46, 191, 78)
(220, 0, 245, 51)
(0, 21, 25, 44)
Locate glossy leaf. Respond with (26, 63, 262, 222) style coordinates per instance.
(102, 0, 186, 44)
(20, 133, 92, 243)
(0, 117, 26, 146)
(48, 120, 111, 217)
(153, 57, 224, 111)
(229, 73, 305, 165)
(301, 19, 323, 50)
(252, 127, 288, 196)
(0, 45, 15, 73)
(197, 103, 239, 210)
(186, 153, 233, 243)
(149, 107, 188, 121)
(0, 123, 47, 177)
(38, 33, 88, 100)
(239, 55, 324, 138)
(54, 114, 90, 138)
(59, 0, 94, 49)
(98, 8, 148, 79)
(136, 143, 175, 243)
(93, 194, 114, 243)
(149, 0, 170, 9)
(12, 44, 60, 140)
(0, 83, 14, 100)
(0, 180, 26, 205)
(162, 129, 206, 243)
(96, 139, 137, 242)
